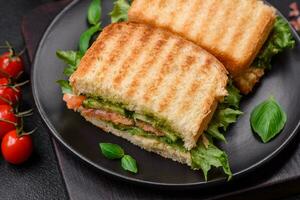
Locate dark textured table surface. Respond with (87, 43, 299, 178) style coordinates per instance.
(1, 0, 300, 199)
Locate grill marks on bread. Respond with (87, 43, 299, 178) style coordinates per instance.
(128, 0, 276, 76)
(70, 22, 228, 149)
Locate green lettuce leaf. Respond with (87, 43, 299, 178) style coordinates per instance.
(206, 82, 242, 142)
(253, 17, 295, 69)
(109, 0, 131, 23)
(191, 138, 232, 181)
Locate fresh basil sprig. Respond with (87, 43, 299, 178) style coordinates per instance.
(79, 23, 102, 54)
(88, 0, 102, 25)
(99, 142, 138, 173)
(56, 80, 72, 94)
(250, 97, 287, 143)
(121, 155, 138, 173)
(99, 143, 124, 159)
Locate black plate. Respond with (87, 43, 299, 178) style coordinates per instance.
(32, 0, 300, 188)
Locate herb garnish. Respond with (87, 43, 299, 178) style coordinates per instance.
(99, 142, 138, 173)
(250, 97, 287, 143)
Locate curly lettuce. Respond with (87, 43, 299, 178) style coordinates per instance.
(253, 16, 295, 69)
(206, 82, 242, 142)
(191, 82, 242, 180)
(191, 137, 232, 181)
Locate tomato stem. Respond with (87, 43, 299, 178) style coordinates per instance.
(13, 80, 29, 88)
(0, 118, 17, 126)
(16, 109, 33, 117)
(5, 41, 15, 57)
(18, 48, 26, 57)
(21, 127, 37, 136)
(0, 96, 12, 105)
(16, 117, 24, 136)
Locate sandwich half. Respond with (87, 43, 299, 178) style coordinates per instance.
(128, 0, 295, 94)
(63, 22, 235, 179)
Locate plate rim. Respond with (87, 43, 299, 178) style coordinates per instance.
(31, 0, 300, 188)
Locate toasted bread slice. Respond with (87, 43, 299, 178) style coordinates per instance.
(70, 22, 228, 150)
(128, 0, 276, 77)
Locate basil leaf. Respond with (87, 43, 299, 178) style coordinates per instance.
(109, 0, 131, 23)
(253, 17, 295, 69)
(121, 155, 138, 173)
(88, 0, 102, 25)
(99, 143, 124, 159)
(250, 97, 287, 143)
(79, 23, 102, 54)
(191, 138, 232, 181)
(56, 80, 72, 94)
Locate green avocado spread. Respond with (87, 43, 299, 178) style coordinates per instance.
(82, 96, 179, 142)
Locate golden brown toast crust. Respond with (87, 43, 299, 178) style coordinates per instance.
(70, 22, 228, 150)
(128, 0, 276, 76)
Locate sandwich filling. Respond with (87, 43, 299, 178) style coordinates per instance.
(63, 81, 242, 180)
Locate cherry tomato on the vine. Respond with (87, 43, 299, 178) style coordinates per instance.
(0, 78, 21, 106)
(0, 104, 18, 139)
(1, 129, 33, 164)
(0, 51, 24, 79)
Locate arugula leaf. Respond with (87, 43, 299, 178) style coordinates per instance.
(56, 50, 79, 66)
(250, 97, 287, 143)
(79, 23, 102, 54)
(191, 138, 232, 181)
(121, 155, 138, 173)
(88, 0, 102, 25)
(99, 143, 125, 159)
(56, 50, 82, 77)
(56, 80, 72, 94)
(253, 17, 295, 69)
(109, 0, 131, 23)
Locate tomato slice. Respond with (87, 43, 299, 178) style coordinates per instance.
(63, 94, 86, 109)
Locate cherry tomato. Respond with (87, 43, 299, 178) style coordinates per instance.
(0, 104, 18, 139)
(1, 130, 33, 164)
(0, 78, 21, 106)
(0, 52, 24, 79)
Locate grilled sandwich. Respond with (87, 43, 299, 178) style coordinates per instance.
(63, 22, 232, 176)
(69, 22, 228, 150)
(128, 0, 294, 94)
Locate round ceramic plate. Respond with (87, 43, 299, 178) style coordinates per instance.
(32, 0, 300, 188)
